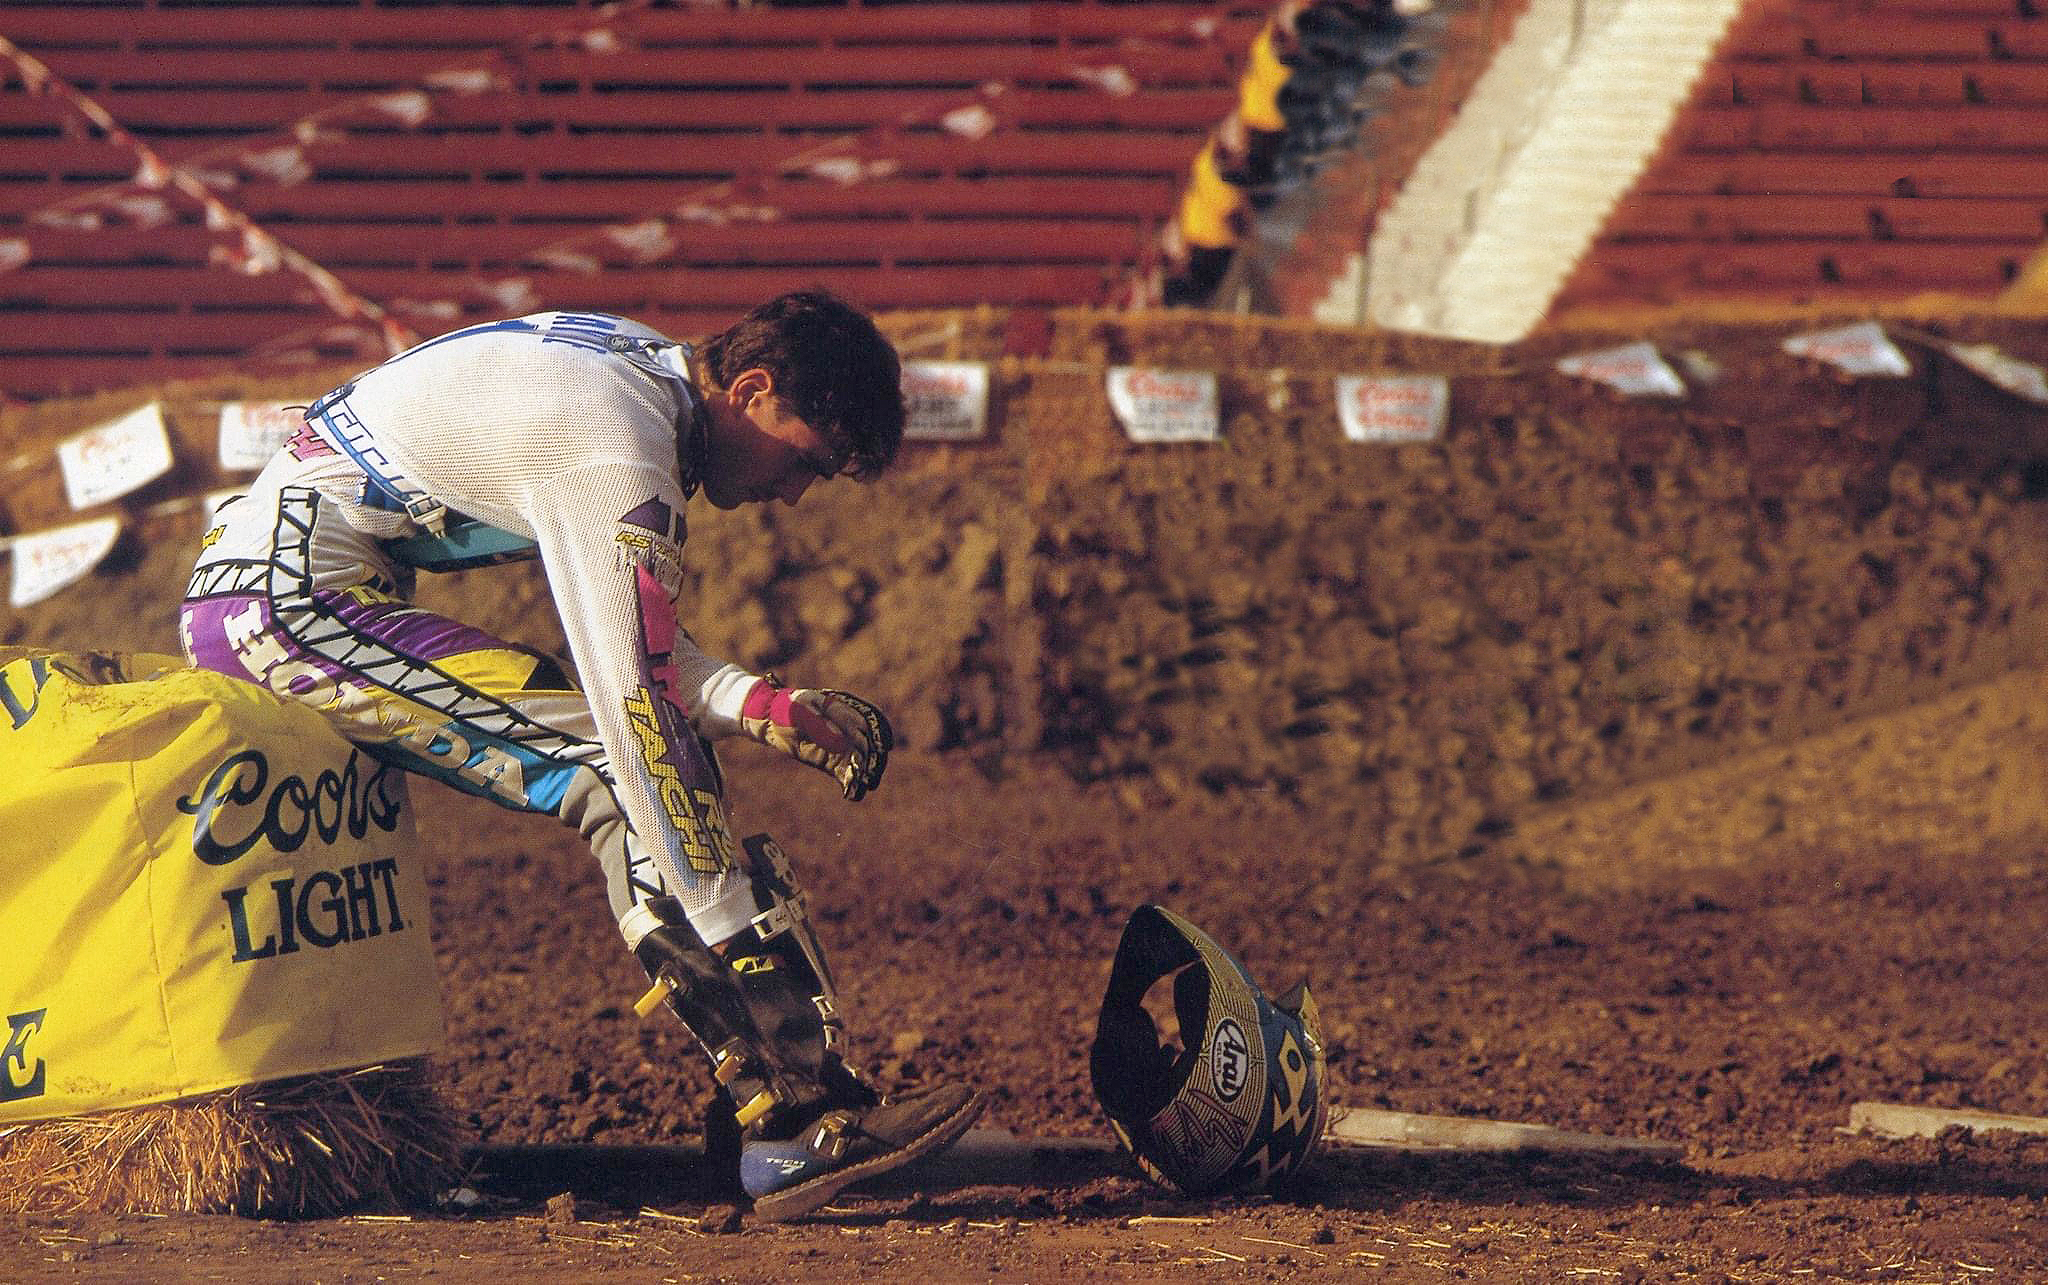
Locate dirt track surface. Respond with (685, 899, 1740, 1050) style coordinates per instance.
(6, 311, 2048, 1280)
(7, 677, 2048, 1283)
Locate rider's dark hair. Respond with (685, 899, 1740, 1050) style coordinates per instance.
(699, 289, 904, 480)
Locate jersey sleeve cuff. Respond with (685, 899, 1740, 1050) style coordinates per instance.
(692, 662, 762, 738)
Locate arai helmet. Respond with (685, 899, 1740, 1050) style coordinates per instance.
(1090, 905, 1329, 1194)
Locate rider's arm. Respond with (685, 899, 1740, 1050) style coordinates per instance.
(518, 461, 763, 933)
(523, 461, 756, 733)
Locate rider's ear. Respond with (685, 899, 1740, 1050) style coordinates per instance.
(728, 368, 776, 406)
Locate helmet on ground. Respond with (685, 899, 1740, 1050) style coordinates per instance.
(1089, 904, 1329, 1195)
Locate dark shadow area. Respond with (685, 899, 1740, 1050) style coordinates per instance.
(461, 1131, 1131, 1217)
(1299, 1147, 1702, 1215)
(460, 1128, 2048, 1226)
(465, 1142, 732, 1210)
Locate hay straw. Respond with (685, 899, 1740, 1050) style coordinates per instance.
(0, 1060, 466, 1219)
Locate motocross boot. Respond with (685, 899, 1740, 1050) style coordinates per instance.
(627, 837, 981, 1221)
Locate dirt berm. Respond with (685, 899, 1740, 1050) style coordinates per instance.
(6, 309, 2046, 873)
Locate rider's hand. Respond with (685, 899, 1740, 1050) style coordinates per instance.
(736, 677, 892, 801)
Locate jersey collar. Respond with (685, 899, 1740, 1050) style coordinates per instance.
(672, 343, 709, 500)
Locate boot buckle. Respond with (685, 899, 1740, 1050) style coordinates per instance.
(632, 973, 677, 1019)
(734, 1090, 778, 1130)
(711, 1039, 752, 1086)
(809, 1110, 855, 1160)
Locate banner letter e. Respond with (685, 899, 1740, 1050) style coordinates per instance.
(1, 1008, 47, 1101)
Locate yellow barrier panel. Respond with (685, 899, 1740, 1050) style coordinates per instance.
(1237, 24, 1291, 134)
(0, 650, 443, 1125)
(1177, 142, 1246, 251)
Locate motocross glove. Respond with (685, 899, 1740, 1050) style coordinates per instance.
(737, 677, 892, 801)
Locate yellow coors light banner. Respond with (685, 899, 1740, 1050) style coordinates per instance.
(0, 650, 444, 1125)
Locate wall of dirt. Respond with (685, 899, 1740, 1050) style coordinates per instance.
(4, 309, 2046, 868)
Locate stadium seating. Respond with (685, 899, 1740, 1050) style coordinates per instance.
(0, 0, 1269, 398)
(1553, 0, 2048, 315)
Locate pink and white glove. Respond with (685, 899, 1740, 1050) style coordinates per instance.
(737, 677, 893, 801)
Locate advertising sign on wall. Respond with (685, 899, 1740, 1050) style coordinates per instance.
(902, 361, 991, 440)
(218, 401, 307, 470)
(1782, 323, 1911, 378)
(1107, 367, 1220, 443)
(57, 403, 174, 510)
(7, 516, 122, 608)
(1334, 374, 1449, 443)
(1555, 342, 1686, 398)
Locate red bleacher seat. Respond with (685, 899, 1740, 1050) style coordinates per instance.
(1561, 0, 2048, 317)
(0, 0, 1267, 399)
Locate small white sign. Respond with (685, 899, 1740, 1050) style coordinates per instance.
(217, 401, 304, 470)
(901, 361, 990, 440)
(1782, 322, 1911, 378)
(1334, 374, 1448, 443)
(56, 402, 174, 509)
(1945, 342, 2048, 405)
(1107, 366, 1220, 443)
(1555, 342, 1687, 398)
(8, 515, 122, 607)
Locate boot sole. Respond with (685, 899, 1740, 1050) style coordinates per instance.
(749, 1090, 985, 1222)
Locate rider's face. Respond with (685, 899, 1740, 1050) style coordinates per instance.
(699, 368, 846, 511)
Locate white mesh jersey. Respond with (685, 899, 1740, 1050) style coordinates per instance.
(254, 310, 760, 935)
(330, 308, 755, 702)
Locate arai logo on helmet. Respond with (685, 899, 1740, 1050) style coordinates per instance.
(1210, 1017, 1250, 1102)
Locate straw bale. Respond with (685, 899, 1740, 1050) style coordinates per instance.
(0, 1060, 466, 1218)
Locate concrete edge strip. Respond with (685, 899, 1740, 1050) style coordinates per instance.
(1328, 1105, 1685, 1158)
(1365, 0, 1747, 343)
(1846, 1101, 2048, 1142)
